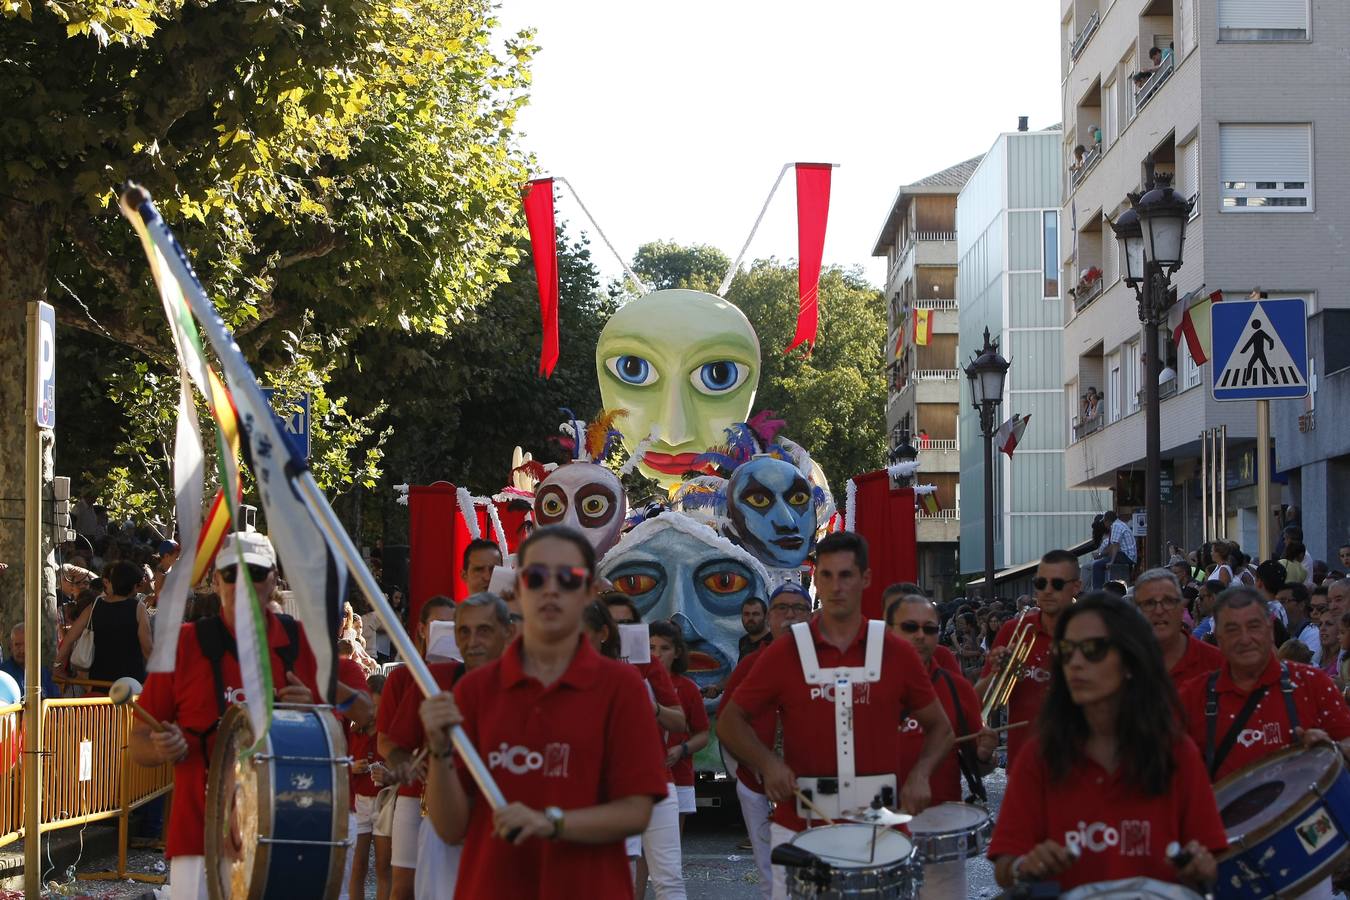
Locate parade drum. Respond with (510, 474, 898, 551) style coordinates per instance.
(1061, 878, 1202, 899)
(782, 823, 920, 898)
(1214, 744, 1350, 899)
(205, 703, 351, 900)
(906, 802, 991, 863)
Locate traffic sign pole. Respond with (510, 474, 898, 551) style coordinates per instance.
(1257, 400, 1272, 562)
(23, 302, 45, 896)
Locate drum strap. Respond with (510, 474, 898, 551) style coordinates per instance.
(933, 668, 987, 803)
(1205, 663, 1301, 778)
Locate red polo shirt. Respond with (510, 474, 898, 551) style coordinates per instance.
(1169, 636, 1222, 687)
(375, 664, 421, 799)
(451, 635, 669, 900)
(636, 661, 680, 782)
(730, 616, 937, 831)
(349, 727, 382, 798)
(666, 674, 710, 787)
(385, 659, 466, 759)
(718, 648, 774, 793)
(987, 736, 1226, 889)
(934, 645, 961, 674)
(979, 609, 1054, 766)
(337, 656, 371, 811)
(1178, 655, 1350, 782)
(140, 612, 320, 859)
(898, 659, 983, 803)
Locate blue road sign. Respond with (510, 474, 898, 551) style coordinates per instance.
(1211, 297, 1308, 402)
(261, 388, 311, 458)
(35, 302, 56, 429)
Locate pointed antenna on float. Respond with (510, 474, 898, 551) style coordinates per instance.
(552, 177, 651, 294)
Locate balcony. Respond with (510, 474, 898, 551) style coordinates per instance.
(913, 368, 960, 381)
(1070, 271, 1104, 312)
(1133, 53, 1174, 112)
(1136, 377, 1179, 407)
(1069, 142, 1102, 191)
(916, 505, 960, 543)
(916, 507, 960, 521)
(1069, 10, 1100, 62)
(918, 438, 958, 450)
(1073, 410, 1103, 441)
(913, 297, 958, 311)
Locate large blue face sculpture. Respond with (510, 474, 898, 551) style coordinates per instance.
(600, 514, 768, 696)
(726, 455, 816, 569)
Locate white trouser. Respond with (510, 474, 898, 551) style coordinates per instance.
(168, 855, 227, 900)
(390, 794, 422, 869)
(414, 814, 461, 900)
(918, 858, 965, 900)
(769, 822, 798, 900)
(337, 812, 357, 900)
(736, 780, 773, 900)
(643, 783, 686, 900)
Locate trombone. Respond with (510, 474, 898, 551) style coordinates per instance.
(980, 609, 1037, 721)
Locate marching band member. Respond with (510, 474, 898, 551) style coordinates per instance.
(989, 593, 1225, 891)
(1178, 584, 1350, 900)
(647, 621, 711, 832)
(881, 582, 961, 675)
(718, 531, 953, 900)
(383, 592, 514, 900)
(377, 595, 456, 900)
(718, 583, 812, 900)
(1133, 568, 1222, 685)
(418, 526, 668, 899)
(975, 549, 1081, 766)
(886, 594, 996, 802)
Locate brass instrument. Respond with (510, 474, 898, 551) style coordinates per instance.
(980, 610, 1037, 721)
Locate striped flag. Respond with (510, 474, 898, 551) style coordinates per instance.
(1173, 290, 1222, 365)
(913, 309, 933, 347)
(995, 413, 1030, 456)
(121, 188, 346, 744)
(919, 491, 941, 516)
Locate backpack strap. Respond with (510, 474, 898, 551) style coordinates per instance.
(275, 613, 301, 676)
(1279, 662, 1301, 737)
(934, 667, 987, 803)
(194, 616, 231, 718)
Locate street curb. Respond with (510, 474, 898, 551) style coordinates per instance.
(0, 821, 123, 892)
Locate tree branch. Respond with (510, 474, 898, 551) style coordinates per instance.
(69, 219, 137, 296)
(50, 301, 173, 365)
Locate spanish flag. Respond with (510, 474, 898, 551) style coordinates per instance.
(1173, 290, 1222, 365)
(920, 491, 941, 516)
(913, 309, 933, 347)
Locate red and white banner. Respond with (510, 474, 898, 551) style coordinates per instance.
(787, 163, 832, 354)
(996, 413, 1031, 456)
(522, 178, 560, 377)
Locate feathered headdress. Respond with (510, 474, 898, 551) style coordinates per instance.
(553, 407, 627, 464)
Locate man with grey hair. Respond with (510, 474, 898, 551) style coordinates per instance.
(1328, 578, 1350, 624)
(1135, 568, 1222, 685)
(0, 623, 60, 699)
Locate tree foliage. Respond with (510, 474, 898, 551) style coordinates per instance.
(632, 240, 730, 295)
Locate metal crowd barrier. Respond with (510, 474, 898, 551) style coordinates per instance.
(0, 693, 173, 883)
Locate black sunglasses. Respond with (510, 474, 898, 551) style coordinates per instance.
(219, 563, 272, 584)
(521, 564, 589, 592)
(896, 621, 941, 635)
(1053, 637, 1112, 663)
(1034, 577, 1072, 592)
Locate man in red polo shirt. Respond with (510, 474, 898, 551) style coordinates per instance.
(975, 548, 1081, 766)
(886, 595, 995, 802)
(719, 531, 952, 899)
(882, 582, 961, 675)
(130, 532, 346, 900)
(718, 583, 812, 900)
(418, 525, 668, 900)
(1135, 568, 1221, 687)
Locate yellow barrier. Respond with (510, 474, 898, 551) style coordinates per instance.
(0, 696, 172, 882)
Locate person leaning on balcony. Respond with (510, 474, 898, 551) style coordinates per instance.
(1070, 145, 1087, 173)
(1084, 388, 1101, 421)
(1133, 46, 1169, 85)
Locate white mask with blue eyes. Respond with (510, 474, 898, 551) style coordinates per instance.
(691, 361, 749, 395)
(605, 355, 658, 386)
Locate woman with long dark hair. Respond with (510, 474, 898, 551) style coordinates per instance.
(987, 593, 1225, 891)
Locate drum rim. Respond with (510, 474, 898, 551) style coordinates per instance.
(205, 704, 270, 900)
(1214, 744, 1345, 852)
(908, 801, 992, 837)
(789, 822, 917, 869)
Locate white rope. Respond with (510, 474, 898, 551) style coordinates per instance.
(553, 177, 650, 294)
(718, 163, 791, 296)
(483, 498, 508, 557)
(457, 486, 480, 540)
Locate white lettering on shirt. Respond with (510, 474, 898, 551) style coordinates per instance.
(900, 717, 919, 734)
(1236, 722, 1284, 749)
(807, 682, 873, 704)
(488, 742, 571, 777)
(225, 685, 247, 707)
(1063, 819, 1153, 856)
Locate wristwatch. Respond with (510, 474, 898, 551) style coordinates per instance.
(543, 805, 565, 840)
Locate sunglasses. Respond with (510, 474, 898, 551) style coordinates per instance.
(896, 621, 941, 635)
(1034, 577, 1073, 592)
(219, 564, 273, 584)
(1054, 637, 1113, 663)
(521, 564, 589, 592)
(1138, 595, 1183, 613)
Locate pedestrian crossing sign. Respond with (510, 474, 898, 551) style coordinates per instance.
(1211, 297, 1308, 401)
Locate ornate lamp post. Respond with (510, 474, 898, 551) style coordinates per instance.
(965, 328, 1010, 597)
(1110, 157, 1192, 568)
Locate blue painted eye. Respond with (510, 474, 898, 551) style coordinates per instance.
(605, 355, 658, 387)
(691, 361, 749, 395)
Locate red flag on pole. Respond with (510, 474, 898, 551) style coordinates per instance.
(787, 163, 832, 354)
(522, 178, 560, 377)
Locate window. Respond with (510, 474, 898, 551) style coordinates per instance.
(1109, 360, 1122, 423)
(1124, 52, 1137, 121)
(1183, 340, 1202, 389)
(1043, 210, 1059, 297)
(1178, 139, 1200, 215)
(1103, 79, 1118, 147)
(1126, 340, 1141, 413)
(1178, 0, 1196, 56)
(1102, 214, 1118, 285)
(1220, 124, 1312, 211)
(1219, 0, 1308, 40)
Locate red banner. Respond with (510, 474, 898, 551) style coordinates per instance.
(522, 178, 560, 377)
(787, 163, 833, 354)
(849, 470, 917, 620)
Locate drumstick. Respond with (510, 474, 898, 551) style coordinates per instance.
(953, 721, 1029, 744)
(794, 789, 836, 826)
(109, 676, 166, 732)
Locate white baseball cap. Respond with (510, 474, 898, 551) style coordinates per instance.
(218, 531, 277, 570)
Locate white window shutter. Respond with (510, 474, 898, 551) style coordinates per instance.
(1219, 0, 1307, 30)
(1178, 140, 1198, 199)
(1220, 124, 1311, 183)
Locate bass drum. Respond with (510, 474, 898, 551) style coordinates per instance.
(1061, 878, 1202, 899)
(205, 703, 351, 900)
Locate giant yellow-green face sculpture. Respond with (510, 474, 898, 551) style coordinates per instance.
(596, 290, 760, 487)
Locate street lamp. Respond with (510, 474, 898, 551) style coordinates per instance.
(889, 426, 919, 486)
(1109, 156, 1193, 568)
(965, 327, 1010, 599)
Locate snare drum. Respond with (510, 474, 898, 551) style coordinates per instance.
(205, 704, 352, 900)
(907, 802, 991, 863)
(1061, 878, 1203, 899)
(1214, 744, 1350, 899)
(784, 823, 919, 899)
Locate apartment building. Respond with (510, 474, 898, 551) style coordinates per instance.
(957, 124, 1103, 580)
(872, 157, 980, 596)
(1060, 0, 1350, 558)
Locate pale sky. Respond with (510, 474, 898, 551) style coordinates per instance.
(495, 1, 1064, 290)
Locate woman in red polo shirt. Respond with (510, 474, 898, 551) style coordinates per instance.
(648, 620, 711, 830)
(988, 593, 1226, 892)
(418, 525, 669, 900)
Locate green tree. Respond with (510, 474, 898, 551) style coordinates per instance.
(632, 240, 730, 293)
(0, 0, 534, 623)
